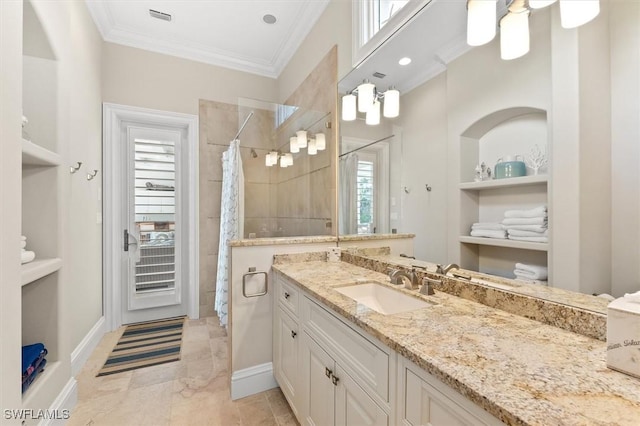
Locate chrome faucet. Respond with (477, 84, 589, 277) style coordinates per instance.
(388, 268, 419, 290)
(436, 263, 460, 275)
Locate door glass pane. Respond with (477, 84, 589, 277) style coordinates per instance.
(133, 137, 176, 293)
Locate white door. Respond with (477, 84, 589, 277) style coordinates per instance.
(121, 124, 187, 324)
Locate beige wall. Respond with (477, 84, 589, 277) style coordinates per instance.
(102, 43, 278, 115)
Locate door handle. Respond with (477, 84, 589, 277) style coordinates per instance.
(331, 374, 339, 386)
(325, 367, 332, 378)
(123, 229, 138, 252)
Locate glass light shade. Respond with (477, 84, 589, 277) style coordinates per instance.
(290, 136, 299, 153)
(529, 0, 556, 9)
(559, 0, 599, 29)
(307, 139, 317, 155)
(296, 130, 307, 148)
(284, 153, 293, 166)
(268, 151, 279, 165)
(365, 99, 381, 126)
(383, 89, 400, 118)
(315, 133, 326, 150)
(357, 81, 375, 113)
(341, 94, 357, 121)
(500, 10, 530, 60)
(265, 154, 274, 167)
(466, 0, 497, 46)
(279, 155, 287, 168)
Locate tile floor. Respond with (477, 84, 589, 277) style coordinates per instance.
(68, 316, 297, 426)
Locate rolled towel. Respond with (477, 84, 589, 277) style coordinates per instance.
(470, 229, 507, 239)
(503, 224, 547, 233)
(21, 240, 26, 249)
(508, 236, 548, 243)
(21, 251, 35, 264)
(471, 223, 504, 231)
(502, 217, 547, 226)
(507, 229, 549, 237)
(504, 206, 547, 218)
(21, 235, 27, 241)
(514, 263, 548, 280)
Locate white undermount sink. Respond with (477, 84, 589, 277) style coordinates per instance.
(335, 282, 432, 315)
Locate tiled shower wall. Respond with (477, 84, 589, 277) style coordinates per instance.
(198, 47, 338, 317)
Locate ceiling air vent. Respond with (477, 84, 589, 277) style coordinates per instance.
(372, 72, 386, 79)
(149, 9, 172, 22)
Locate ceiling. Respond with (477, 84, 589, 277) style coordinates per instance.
(85, 0, 330, 78)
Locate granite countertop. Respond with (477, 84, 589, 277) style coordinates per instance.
(272, 259, 640, 426)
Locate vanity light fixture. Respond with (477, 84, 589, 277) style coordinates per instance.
(290, 136, 299, 153)
(383, 87, 400, 118)
(466, 0, 600, 59)
(500, 5, 530, 60)
(342, 83, 400, 124)
(308, 138, 318, 155)
(466, 0, 497, 46)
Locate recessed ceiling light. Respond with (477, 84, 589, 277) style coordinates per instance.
(399, 57, 412, 66)
(263, 14, 277, 24)
(149, 9, 172, 22)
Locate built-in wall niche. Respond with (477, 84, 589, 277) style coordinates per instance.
(22, 166, 59, 259)
(22, 0, 58, 153)
(459, 107, 550, 280)
(21, 274, 58, 362)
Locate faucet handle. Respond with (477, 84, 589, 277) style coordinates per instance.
(435, 264, 444, 274)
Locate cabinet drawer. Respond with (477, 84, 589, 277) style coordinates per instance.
(304, 297, 390, 402)
(278, 277, 299, 317)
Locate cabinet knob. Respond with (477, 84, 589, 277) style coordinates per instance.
(325, 367, 332, 378)
(284, 292, 290, 299)
(331, 375, 339, 386)
(291, 330, 297, 339)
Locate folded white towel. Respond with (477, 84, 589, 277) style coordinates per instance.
(21, 241, 26, 249)
(624, 290, 640, 303)
(470, 229, 507, 239)
(504, 224, 547, 233)
(507, 229, 549, 237)
(21, 235, 27, 241)
(471, 223, 504, 231)
(21, 250, 35, 264)
(509, 236, 548, 243)
(504, 206, 547, 218)
(502, 217, 547, 226)
(514, 277, 548, 286)
(515, 263, 548, 279)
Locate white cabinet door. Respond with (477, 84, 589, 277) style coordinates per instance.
(275, 306, 299, 412)
(300, 332, 335, 426)
(335, 365, 389, 426)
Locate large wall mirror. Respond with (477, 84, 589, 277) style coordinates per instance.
(338, 0, 640, 302)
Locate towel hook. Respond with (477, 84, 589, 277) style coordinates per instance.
(425, 184, 432, 192)
(87, 169, 99, 181)
(404, 186, 410, 194)
(70, 162, 82, 174)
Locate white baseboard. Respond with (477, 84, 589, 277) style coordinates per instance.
(71, 316, 106, 377)
(230, 362, 278, 400)
(39, 378, 77, 426)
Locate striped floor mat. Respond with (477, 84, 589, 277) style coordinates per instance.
(97, 316, 185, 377)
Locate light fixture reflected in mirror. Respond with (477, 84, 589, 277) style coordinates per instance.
(341, 93, 356, 121)
(357, 80, 375, 113)
(315, 133, 326, 150)
(308, 139, 317, 155)
(529, 0, 556, 9)
(290, 136, 299, 153)
(296, 130, 308, 148)
(466, 0, 497, 46)
(383, 88, 400, 118)
(365, 99, 381, 125)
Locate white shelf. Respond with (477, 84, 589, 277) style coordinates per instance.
(459, 236, 548, 252)
(21, 360, 61, 406)
(22, 139, 61, 166)
(21, 258, 62, 287)
(459, 175, 548, 191)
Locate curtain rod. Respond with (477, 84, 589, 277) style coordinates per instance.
(339, 134, 395, 158)
(233, 111, 254, 141)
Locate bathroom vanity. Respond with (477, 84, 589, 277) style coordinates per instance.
(271, 250, 640, 426)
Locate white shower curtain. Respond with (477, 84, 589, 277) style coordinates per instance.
(339, 153, 358, 235)
(215, 139, 244, 328)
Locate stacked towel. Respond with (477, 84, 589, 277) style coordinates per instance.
(21, 235, 35, 264)
(470, 222, 506, 239)
(502, 206, 548, 243)
(514, 263, 548, 280)
(22, 343, 47, 393)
